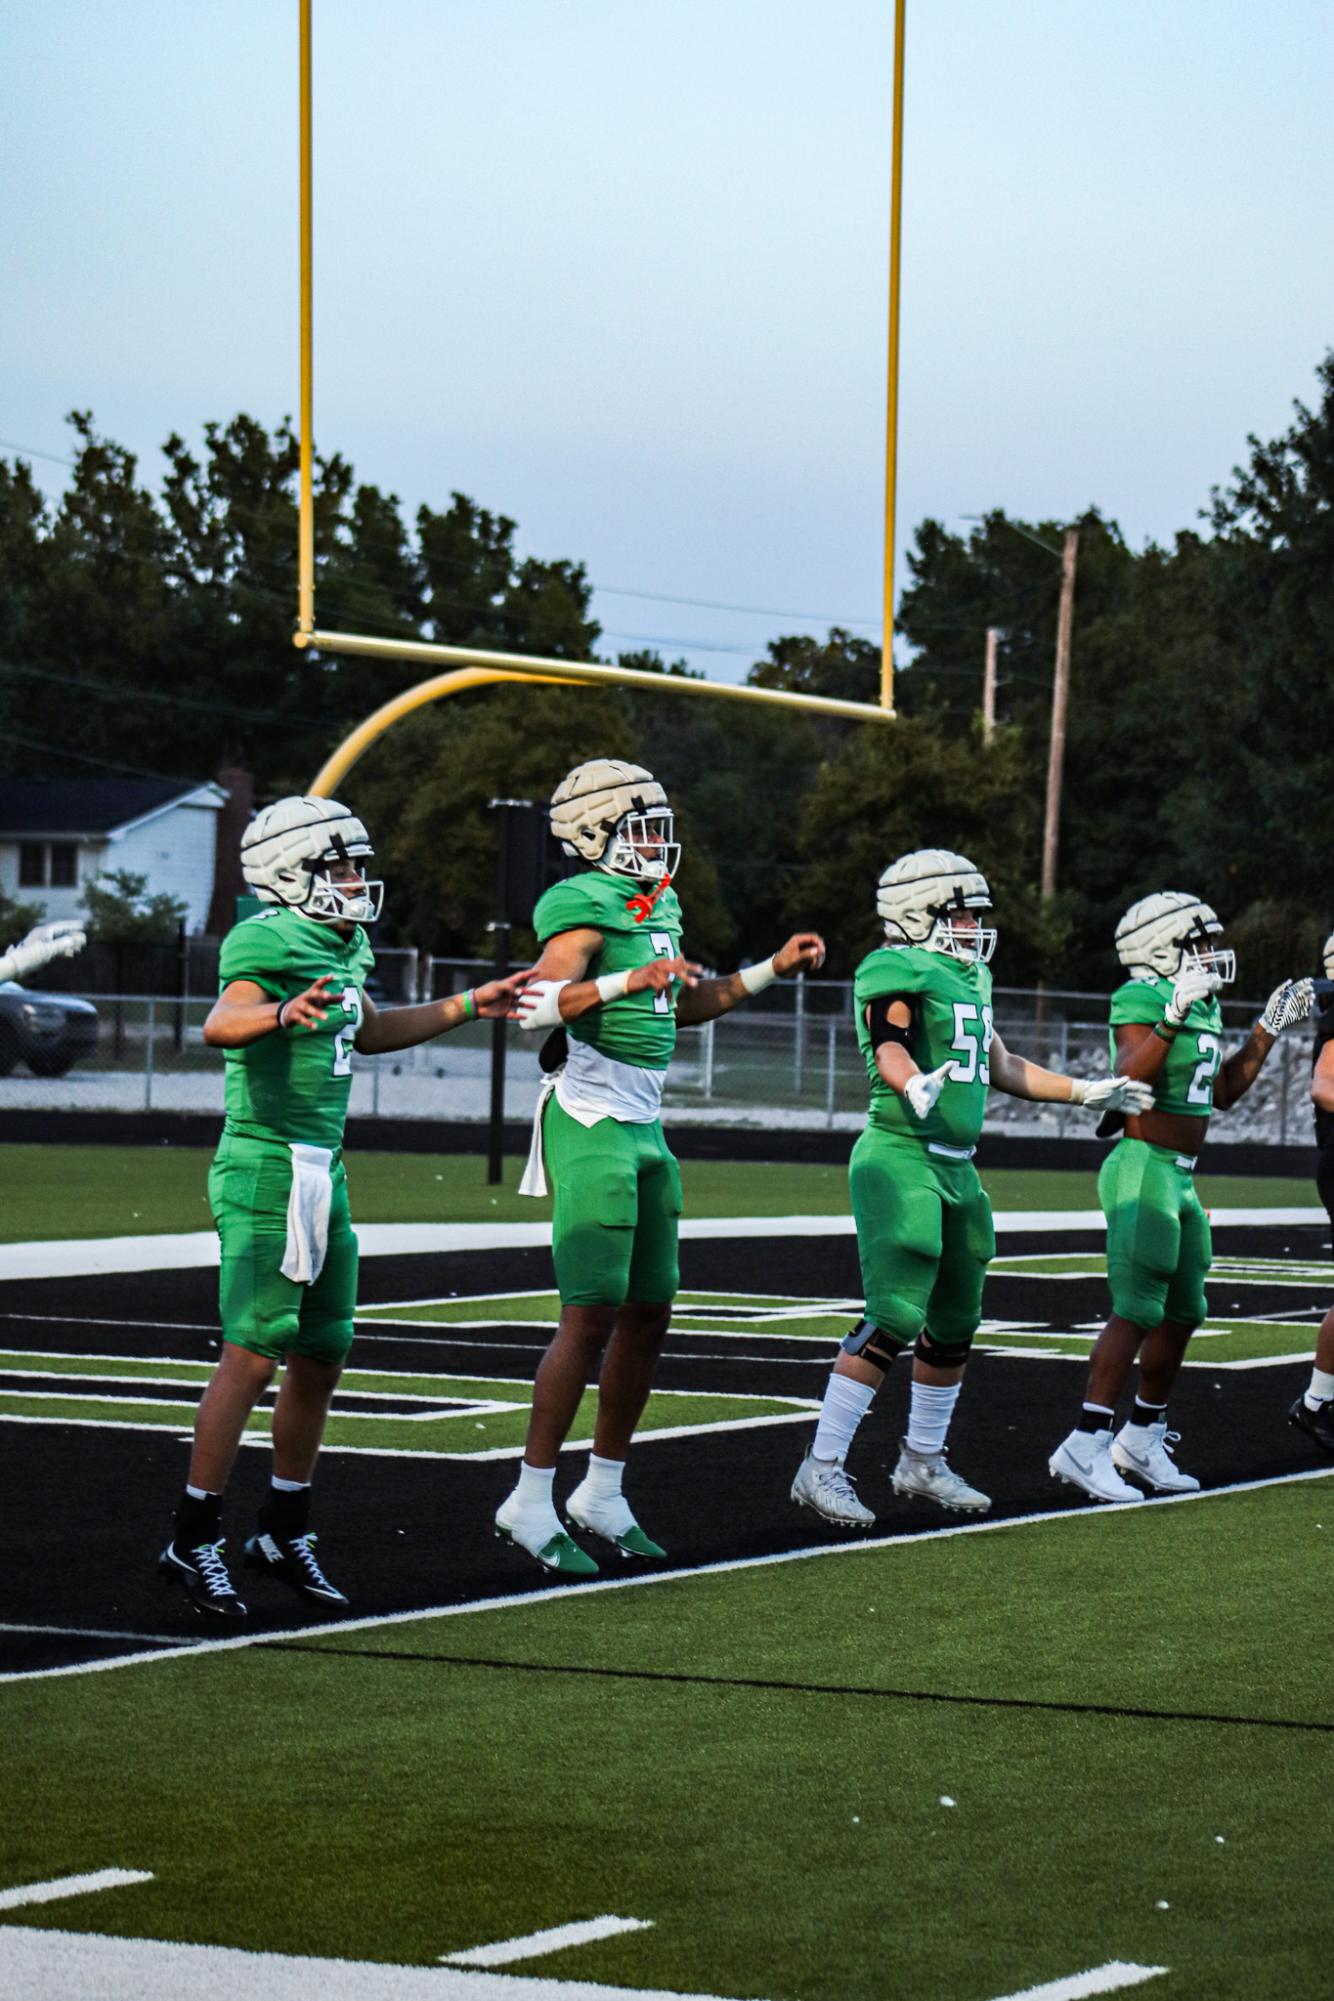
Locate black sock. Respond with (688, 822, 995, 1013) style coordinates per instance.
(259, 1483, 311, 1539)
(175, 1489, 222, 1547)
(1131, 1398, 1166, 1428)
(1077, 1402, 1115, 1434)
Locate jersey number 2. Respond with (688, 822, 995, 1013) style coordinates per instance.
(332, 986, 362, 1077)
(1186, 1031, 1223, 1107)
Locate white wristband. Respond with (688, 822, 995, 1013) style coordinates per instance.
(517, 979, 569, 1032)
(595, 970, 631, 1005)
(738, 956, 778, 996)
(1067, 1078, 1088, 1105)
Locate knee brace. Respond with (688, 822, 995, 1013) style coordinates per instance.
(842, 1317, 911, 1370)
(915, 1326, 973, 1369)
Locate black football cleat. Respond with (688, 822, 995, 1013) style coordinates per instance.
(243, 1529, 349, 1607)
(1288, 1395, 1334, 1453)
(158, 1536, 248, 1620)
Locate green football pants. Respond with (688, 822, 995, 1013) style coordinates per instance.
(849, 1126, 995, 1349)
(208, 1134, 359, 1363)
(1098, 1136, 1211, 1330)
(543, 1096, 682, 1308)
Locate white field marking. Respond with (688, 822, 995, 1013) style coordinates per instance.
(5, 1461, 1333, 1690)
(0, 1367, 522, 1415)
(983, 1962, 1166, 2001)
(4, 1207, 1320, 1281)
(0, 1405, 816, 1458)
(0, 1928, 752, 2001)
(0, 1623, 194, 1646)
(0, 1869, 153, 1913)
(441, 1916, 653, 1968)
(0, 1314, 218, 1331)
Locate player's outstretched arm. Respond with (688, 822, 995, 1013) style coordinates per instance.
(353, 968, 536, 1055)
(0, 919, 87, 985)
(1214, 976, 1316, 1109)
(203, 974, 338, 1048)
(988, 1028, 1154, 1113)
(514, 926, 702, 1032)
(674, 931, 825, 1027)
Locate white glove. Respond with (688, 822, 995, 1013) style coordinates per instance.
(1259, 977, 1316, 1036)
(904, 1060, 952, 1121)
(0, 920, 88, 986)
(1164, 964, 1215, 1027)
(1071, 1074, 1155, 1115)
(514, 979, 569, 1032)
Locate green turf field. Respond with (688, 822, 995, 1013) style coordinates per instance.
(0, 1144, 1317, 1241)
(3, 1479, 1331, 2000)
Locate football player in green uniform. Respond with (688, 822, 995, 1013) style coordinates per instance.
(792, 850, 1154, 1527)
(498, 758, 826, 1574)
(1049, 892, 1315, 1502)
(158, 795, 527, 1618)
(1289, 929, 1334, 1452)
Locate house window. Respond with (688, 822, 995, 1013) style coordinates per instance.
(48, 844, 78, 888)
(16, 842, 78, 888)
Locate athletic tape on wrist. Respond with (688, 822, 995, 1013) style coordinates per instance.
(595, 970, 631, 1005)
(739, 956, 778, 996)
(518, 979, 569, 1032)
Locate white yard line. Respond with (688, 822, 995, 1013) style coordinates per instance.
(0, 1869, 153, 1913)
(983, 1962, 1166, 2001)
(4, 1462, 1331, 1689)
(4, 1208, 1322, 1280)
(441, 1917, 653, 1968)
(0, 1622, 191, 1646)
(0, 1928, 752, 2001)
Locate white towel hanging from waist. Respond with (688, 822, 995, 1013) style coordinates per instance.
(517, 1075, 559, 1198)
(281, 1143, 335, 1284)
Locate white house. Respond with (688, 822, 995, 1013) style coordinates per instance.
(0, 778, 228, 934)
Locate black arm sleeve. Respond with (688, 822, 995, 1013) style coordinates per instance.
(866, 994, 918, 1053)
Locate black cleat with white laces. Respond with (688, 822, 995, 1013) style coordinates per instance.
(243, 1529, 349, 1607)
(1288, 1394, 1334, 1453)
(158, 1535, 248, 1620)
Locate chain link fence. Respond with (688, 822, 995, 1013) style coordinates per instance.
(0, 963, 1319, 1145)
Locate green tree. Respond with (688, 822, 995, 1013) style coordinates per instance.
(82, 869, 188, 943)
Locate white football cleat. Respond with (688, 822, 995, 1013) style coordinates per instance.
(565, 1479, 666, 1559)
(890, 1440, 990, 1513)
(1112, 1420, 1200, 1494)
(1049, 1427, 1143, 1504)
(790, 1452, 875, 1527)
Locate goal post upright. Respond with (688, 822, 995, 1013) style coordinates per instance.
(292, 0, 898, 789)
(881, 0, 906, 716)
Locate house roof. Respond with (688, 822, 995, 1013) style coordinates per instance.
(0, 778, 225, 841)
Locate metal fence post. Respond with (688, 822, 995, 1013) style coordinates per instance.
(1279, 1036, 1291, 1147)
(702, 1016, 715, 1099)
(794, 972, 806, 1098)
(1056, 1018, 1070, 1136)
(144, 998, 155, 1111)
(825, 1016, 837, 1127)
(371, 1049, 382, 1116)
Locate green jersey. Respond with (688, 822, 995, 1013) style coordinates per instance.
(854, 945, 994, 1150)
(217, 907, 375, 1149)
(1108, 976, 1224, 1121)
(533, 871, 683, 1071)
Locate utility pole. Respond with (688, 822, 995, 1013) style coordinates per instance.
(982, 627, 998, 745)
(1040, 528, 1079, 900)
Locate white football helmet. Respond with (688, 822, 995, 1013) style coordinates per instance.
(240, 796, 383, 925)
(876, 849, 997, 963)
(550, 758, 680, 883)
(1114, 892, 1234, 985)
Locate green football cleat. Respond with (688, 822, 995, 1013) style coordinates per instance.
(494, 1496, 600, 1576)
(566, 1480, 667, 1560)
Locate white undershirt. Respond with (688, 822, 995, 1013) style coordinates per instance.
(554, 1036, 665, 1126)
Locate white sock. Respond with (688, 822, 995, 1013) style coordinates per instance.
(812, 1374, 876, 1462)
(515, 1462, 557, 1511)
(582, 1454, 624, 1499)
(906, 1381, 960, 1456)
(1305, 1367, 1334, 1411)
(184, 1483, 214, 1502)
(271, 1476, 309, 1493)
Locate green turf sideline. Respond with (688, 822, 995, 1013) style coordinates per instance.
(5, 1463, 1331, 1689)
(0, 1144, 1317, 1242)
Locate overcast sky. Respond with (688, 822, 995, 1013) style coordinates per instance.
(3, 0, 1331, 678)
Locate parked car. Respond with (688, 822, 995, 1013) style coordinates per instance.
(0, 982, 99, 1077)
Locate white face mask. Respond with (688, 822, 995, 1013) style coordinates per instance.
(304, 870, 385, 925)
(930, 915, 998, 964)
(602, 810, 681, 883)
(1182, 943, 1235, 987)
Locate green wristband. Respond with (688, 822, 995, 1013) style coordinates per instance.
(1153, 1020, 1177, 1043)
(460, 988, 476, 1021)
